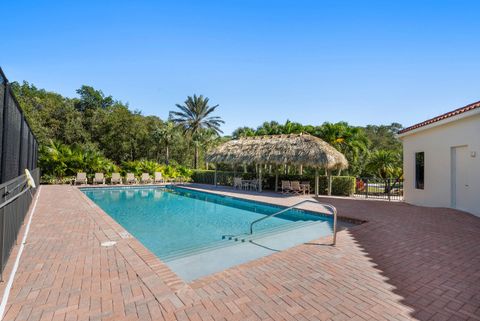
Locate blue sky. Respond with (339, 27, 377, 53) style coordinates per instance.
(2, 0, 479, 134)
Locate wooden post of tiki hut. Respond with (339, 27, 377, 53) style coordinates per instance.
(258, 164, 262, 192)
(214, 168, 217, 187)
(205, 134, 348, 195)
(327, 171, 332, 196)
(274, 165, 279, 192)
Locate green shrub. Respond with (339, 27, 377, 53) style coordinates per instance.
(121, 160, 162, 176)
(39, 141, 119, 180)
(330, 176, 355, 196)
(191, 170, 235, 185)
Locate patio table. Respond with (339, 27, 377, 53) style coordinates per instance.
(300, 183, 310, 194)
(241, 179, 257, 191)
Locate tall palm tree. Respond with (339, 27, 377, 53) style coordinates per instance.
(153, 121, 178, 165)
(193, 129, 221, 169)
(169, 95, 224, 168)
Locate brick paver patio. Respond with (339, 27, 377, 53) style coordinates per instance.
(1, 185, 479, 321)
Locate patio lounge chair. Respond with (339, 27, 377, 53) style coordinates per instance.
(74, 172, 88, 185)
(281, 180, 292, 193)
(154, 172, 164, 184)
(140, 173, 152, 184)
(93, 173, 105, 185)
(111, 173, 123, 184)
(126, 173, 137, 184)
(290, 181, 306, 195)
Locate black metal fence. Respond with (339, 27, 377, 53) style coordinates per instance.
(0, 67, 40, 278)
(0, 67, 38, 184)
(0, 168, 39, 279)
(354, 178, 404, 201)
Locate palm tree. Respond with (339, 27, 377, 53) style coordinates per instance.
(255, 121, 282, 135)
(170, 95, 224, 168)
(193, 129, 220, 169)
(365, 150, 400, 179)
(39, 140, 71, 178)
(318, 122, 369, 175)
(153, 121, 178, 165)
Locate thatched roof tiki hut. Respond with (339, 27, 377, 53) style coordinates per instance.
(206, 133, 348, 196)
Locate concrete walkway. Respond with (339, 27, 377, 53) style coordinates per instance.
(0, 185, 479, 321)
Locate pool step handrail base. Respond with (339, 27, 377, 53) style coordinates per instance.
(249, 200, 338, 246)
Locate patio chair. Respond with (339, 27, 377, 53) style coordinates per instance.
(233, 177, 243, 189)
(290, 181, 305, 195)
(126, 173, 137, 184)
(301, 181, 311, 194)
(93, 173, 105, 185)
(249, 179, 259, 191)
(140, 173, 152, 184)
(281, 180, 292, 193)
(74, 172, 88, 185)
(111, 173, 123, 184)
(154, 172, 164, 184)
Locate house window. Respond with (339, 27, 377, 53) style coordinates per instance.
(415, 152, 424, 189)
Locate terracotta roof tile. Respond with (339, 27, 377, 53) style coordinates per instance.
(398, 100, 480, 134)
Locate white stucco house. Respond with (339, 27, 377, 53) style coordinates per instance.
(398, 100, 480, 217)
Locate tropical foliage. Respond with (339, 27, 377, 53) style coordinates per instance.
(40, 141, 192, 183)
(365, 150, 402, 179)
(39, 141, 118, 181)
(12, 80, 403, 181)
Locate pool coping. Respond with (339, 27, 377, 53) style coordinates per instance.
(174, 184, 367, 226)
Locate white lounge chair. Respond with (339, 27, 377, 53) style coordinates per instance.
(111, 173, 122, 184)
(140, 173, 152, 184)
(126, 173, 137, 184)
(93, 173, 105, 185)
(154, 172, 164, 184)
(74, 172, 88, 185)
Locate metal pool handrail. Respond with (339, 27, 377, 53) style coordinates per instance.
(249, 199, 338, 245)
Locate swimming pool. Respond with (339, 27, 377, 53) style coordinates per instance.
(82, 186, 334, 261)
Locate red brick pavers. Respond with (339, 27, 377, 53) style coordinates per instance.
(1, 185, 479, 321)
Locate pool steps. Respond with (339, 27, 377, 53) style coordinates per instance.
(162, 220, 321, 262)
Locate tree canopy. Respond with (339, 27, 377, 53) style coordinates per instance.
(11, 80, 403, 179)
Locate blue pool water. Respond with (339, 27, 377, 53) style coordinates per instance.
(82, 186, 333, 259)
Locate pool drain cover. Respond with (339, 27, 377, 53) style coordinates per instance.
(101, 241, 117, 247)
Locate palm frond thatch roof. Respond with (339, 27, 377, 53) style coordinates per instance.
(206, 133, 348, 170)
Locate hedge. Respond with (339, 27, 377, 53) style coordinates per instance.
(191, 170, 355, 196)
